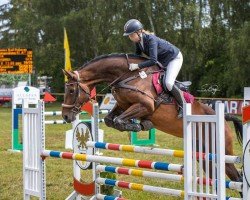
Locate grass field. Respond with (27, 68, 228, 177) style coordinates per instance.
(0, 102, 242, 200)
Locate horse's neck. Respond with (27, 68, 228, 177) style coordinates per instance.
(78, 57, 128, 87)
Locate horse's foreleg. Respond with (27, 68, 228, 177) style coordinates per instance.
(104, 104, 123, 129)
(113, 103, 154, 132)
(140, 120, 154, 131)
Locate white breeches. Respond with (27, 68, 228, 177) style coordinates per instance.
(164, 51, 183, 91)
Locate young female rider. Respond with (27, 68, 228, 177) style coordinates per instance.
(123, 19, 185, 118)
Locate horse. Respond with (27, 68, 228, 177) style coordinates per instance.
(61, 53, 243, 192)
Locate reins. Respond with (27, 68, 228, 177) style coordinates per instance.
(98, 54, 131, 94)
(63, 54, 164, 112)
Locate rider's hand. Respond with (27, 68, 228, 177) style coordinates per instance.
(129, 63, 139, 71)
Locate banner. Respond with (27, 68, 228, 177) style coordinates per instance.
(200, 99, 249, 115)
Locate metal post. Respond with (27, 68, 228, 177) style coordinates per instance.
(92, 103, 100, 198)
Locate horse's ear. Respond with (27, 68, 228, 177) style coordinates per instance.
(62, 69, 77, 80)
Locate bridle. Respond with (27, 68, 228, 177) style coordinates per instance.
(62, 55, 130, 114)
(62, 71, 91, 113)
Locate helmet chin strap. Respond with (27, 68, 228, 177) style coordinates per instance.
(136, 32, 143, 42)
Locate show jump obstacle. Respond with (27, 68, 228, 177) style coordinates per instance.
(23, 100, 250, 199)
(11, 86, 40, 152)
(11, 85, 106, 152)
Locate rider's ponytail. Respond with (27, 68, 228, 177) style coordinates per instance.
(142, 29, 155, 35)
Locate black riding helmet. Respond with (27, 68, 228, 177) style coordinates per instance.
(123, 19, 143, 36)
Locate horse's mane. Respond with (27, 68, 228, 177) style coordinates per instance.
(79, 53, 148, 70)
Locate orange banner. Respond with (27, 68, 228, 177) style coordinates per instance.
(242, 105, 250, 124)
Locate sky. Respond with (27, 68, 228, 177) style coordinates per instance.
(0, 0, 9, 6)
(0, 0, 9, 39)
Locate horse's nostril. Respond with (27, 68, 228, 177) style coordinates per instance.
(63, 115, 68, 121)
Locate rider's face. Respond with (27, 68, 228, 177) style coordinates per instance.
(129, 32, 140, 43)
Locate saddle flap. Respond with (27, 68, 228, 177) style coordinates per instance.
(152, 72, 163, 94)
(152, 72, 194, 104)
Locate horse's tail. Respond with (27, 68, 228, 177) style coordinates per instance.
(225, 114, 243, 146)
(201, 102, 243, 146)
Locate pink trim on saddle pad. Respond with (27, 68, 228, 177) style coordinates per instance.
(152, 72, 195, 103)
(152, 72, 163, 94)
(183, 91, 195, 103)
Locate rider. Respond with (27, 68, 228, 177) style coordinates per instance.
(123, 19, 185, 118)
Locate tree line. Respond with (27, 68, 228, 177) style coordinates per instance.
(0, 0, 249, 97)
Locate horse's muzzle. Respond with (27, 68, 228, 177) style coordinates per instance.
(62, 109, 76, 123)
(63, 114, 76, 123)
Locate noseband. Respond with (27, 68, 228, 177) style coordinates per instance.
(62, 72, 91, 113)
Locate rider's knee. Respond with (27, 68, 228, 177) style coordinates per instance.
(165, 82, 173, 91)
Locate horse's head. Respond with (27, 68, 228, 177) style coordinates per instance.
(62, 69, 91, 122)
(61, 53, 148, 122)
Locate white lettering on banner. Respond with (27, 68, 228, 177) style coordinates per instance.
(12, 86, 40, 104)
(230, 101, 238, 114)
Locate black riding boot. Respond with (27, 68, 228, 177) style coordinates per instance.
(170, 84, 186, 118)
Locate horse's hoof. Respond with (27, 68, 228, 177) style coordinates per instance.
(125, 123, 142, 132)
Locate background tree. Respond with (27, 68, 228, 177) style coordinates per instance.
(0, 0, 249, 97)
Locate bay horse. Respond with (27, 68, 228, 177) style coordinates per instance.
(61, 53, 243, 191)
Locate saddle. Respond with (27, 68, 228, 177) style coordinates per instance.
(113, 69, 194, 108)
(152, 72, 194, 106)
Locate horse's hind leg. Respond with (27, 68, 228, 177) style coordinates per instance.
(225, 163, 242, 182)
(203, 162, 242, 197)
(224, 127, 242, 183)
(224, 146, 243, 197)
(221, 132, 242, 197)
(201, 129, 242, 197)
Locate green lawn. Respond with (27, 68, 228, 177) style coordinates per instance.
(0, 103, 242, 199)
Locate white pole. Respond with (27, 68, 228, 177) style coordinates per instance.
(184, 103, 192, 200)
(184, 103, 226, 199)
(28, 74, 31, 86)
(23, 100, 46, 199)
(215, 103, 226, 199)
